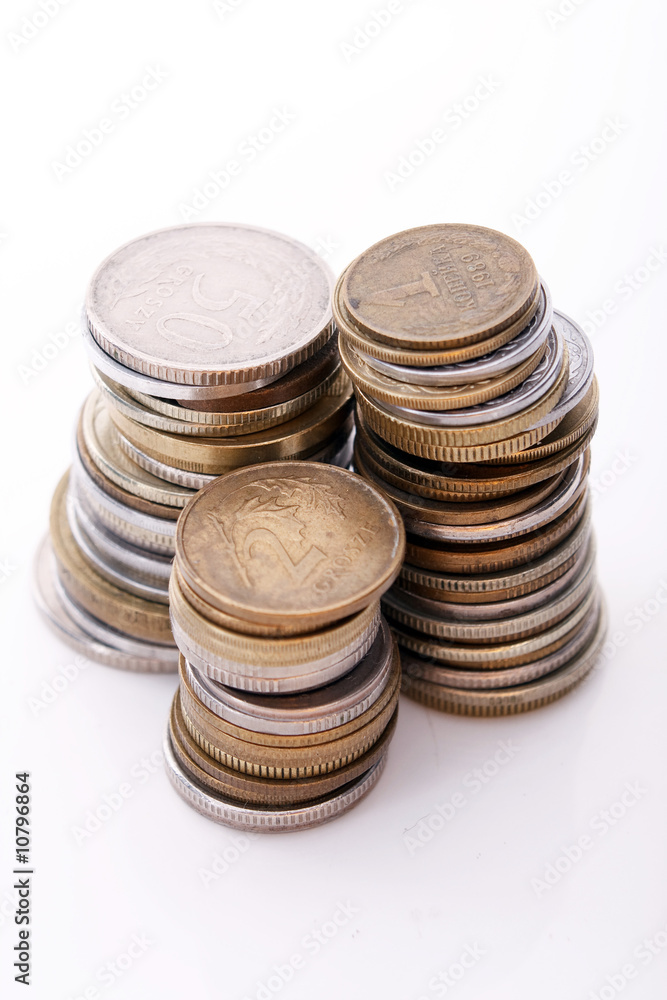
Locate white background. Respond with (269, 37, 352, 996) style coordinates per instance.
(1, 1, 666, 998)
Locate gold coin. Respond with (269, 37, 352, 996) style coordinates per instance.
(354, 355, 569, 462)
(337, 224, 538, 350)
(49, 472, 172, 644)
(93, 361, 341, 437)
(175, 461, 405, 630)
(400, 602, 606, 715)
(169, 571, 381, 667)
(355, 410, 595, 499)
(405, 493, 589, 574)
(109, 370, 354, 474)
(169, 691, 397, 806)
(339, 333, 546, 411)
(354, 440, 566, 526)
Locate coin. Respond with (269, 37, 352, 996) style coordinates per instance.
(339, 224, 538, 349)
(86, 223, 335, 386)
(175, 461, 405, 630)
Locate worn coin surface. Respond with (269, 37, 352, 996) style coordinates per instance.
(338, 224, 538, 349)
(86, 223, 334, 386)
(176, 461, 405, 629)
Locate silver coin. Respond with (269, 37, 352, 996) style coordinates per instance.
(68, 489, 172, 587)
(525, 311, 594, 431)
(183, 619, 395, 736)
(33, 537, 178, 673)
(71, 452, 176, 556)
(372, 326, 565, 427)
(400, 507, 592, 597)
(171, 612, 382, 695)
(361, 279, 553, 386)
(85, 223, 334, 386)
(83, 325, 285, 400)
(396, 538, 595, 622)
(402, 595, 601, 689)
(404, 453, 587, 543)
(66, 492, 170, 604)
(163, 731, 388, 832)
(391, 585, 600, 666)
(384, 557, 596, 643)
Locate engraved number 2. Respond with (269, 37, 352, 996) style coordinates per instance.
(243, 528, 326, 585)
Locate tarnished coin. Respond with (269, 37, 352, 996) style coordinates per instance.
(163, 726, 389, 831)
(358, 279, 552, 386)
(86, 223, 334, 386)
(524, 311, 594, 431)
(400, 601, 606, 715)
(176, 461, 405, 629)
(338, 224, 538, 349)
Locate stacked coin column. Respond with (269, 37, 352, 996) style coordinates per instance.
(164, 462, 405, 831)
(334, 224, 606, 717)
(37, 224, 353, 673)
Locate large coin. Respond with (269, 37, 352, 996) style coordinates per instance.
(175, 462, 405, 629)
(86, 223, 334, 386)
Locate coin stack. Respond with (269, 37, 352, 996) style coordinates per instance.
(334, 223, 606, 716)
(36, 224, 353, 673)
(164, 461, 405, 831)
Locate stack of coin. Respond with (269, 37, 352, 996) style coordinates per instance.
(334, 223, 606, 716)
(36, 224, 353, 672)
(164, 461, 405, 831)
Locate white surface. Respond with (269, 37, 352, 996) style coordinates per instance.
(2, 2, 666, 998)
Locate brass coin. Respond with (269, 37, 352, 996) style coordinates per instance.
(175, 335, 340, 411)
(339, 333, 546, 411)
(81, 393, 194, 509)
(109, 371, 354, 475)
(399, 511, 592, 603)
(49, 472, 172, 644)
(338, 224, 538, 350)
(400, 601, 606, 715)
(175, 461, 405, 630)
(354, 355, 569, 462)
(169, 692, 397, 806)
(404, 493, 589, 575)
(354, 440, 566, 526)
(76, 395, 180, 521)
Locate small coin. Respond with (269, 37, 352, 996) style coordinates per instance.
(168, 692, 396, 807)
(357, 279, 552, 386)
(86, 223, 334, 386)
(109, 371, 354, 475)
(400, 601, 606, 715)
(340, 333, 547, 411)
(50, 472, 173, 644)
(523, 311, 594, 431)
(163, 725, 389, 831)
(338, 224, 538, 350)
(175, 461, 405, 630)
(405, 493, 589, 575)
(34, 536, 177, 672)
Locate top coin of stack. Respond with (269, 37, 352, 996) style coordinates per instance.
(36, 224, 354, 673)
(334, 223, 604, 716)
(164, 461, 405, 831)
